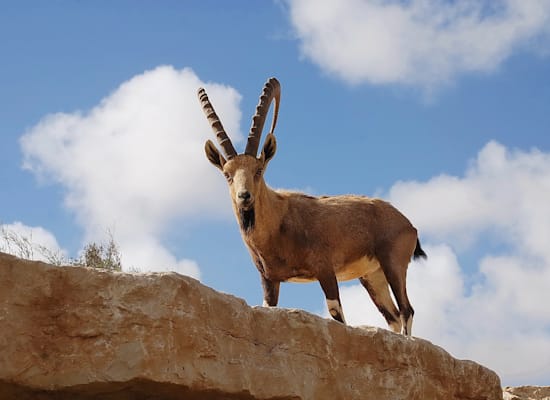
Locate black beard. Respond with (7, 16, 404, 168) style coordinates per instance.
(239, 207, 255, 233)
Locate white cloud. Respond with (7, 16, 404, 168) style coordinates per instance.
(390, 141, 550, 257)
(327, 141, 550, 385)
(0, 221, 66, 263)
(20, 66, 243, 278)
(287, 0, 550, 89)
(117, 234, 200, 277)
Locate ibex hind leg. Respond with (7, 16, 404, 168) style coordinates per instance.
(381, 264, 414, 335)
(379, 233, 417, 336)
(359, 268, 402, 334)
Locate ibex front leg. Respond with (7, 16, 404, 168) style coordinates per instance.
(319, 272, 346, 324)
(261, 276, 280, 307)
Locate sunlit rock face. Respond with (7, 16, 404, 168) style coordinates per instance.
(0, 252, 502, 400)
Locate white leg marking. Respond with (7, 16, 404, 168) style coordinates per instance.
(389, 320, 402, 334)
(326, 299, 339, 314)
(404, 316, 413, 336)
(263, 300, 278, 308)
(326, 299, 346, 324)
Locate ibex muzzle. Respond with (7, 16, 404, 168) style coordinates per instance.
(199, 78, 426, 335)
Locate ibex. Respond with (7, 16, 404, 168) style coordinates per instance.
(199, 78, 426, 335)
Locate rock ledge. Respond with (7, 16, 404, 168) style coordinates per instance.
(0, 252, 502, 399)
(503, 386, 550, 400)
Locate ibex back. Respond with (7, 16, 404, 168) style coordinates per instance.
(199, 77, 426, 335)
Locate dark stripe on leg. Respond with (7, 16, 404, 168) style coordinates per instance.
(261, 276, 280, 307)
(359, 277, 399, 326)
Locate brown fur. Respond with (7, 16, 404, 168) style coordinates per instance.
(200, 79, 425, 335)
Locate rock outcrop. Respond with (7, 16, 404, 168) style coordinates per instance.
(503, 386, 550, 400)
(0, 252, 502, 400)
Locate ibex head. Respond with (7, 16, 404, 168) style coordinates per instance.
(200, 78, 280, 213)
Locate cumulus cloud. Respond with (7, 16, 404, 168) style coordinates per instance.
(20, 66, 242, 278)
(331, 141, 550, 385)
(0, 221, 66, 263)
(287, 0, 550, 89)
(390, 141, 550, 258)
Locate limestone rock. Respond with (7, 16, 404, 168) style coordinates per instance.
(503, 386, 550, 400)
(0, 252, 502, 399)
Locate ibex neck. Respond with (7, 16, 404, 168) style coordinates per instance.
(238, 180, 284, 240)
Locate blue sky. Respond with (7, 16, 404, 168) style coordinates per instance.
(1, 1, 550, 386)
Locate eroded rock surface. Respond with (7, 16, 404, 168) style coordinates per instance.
(0, 252, 502, 399)
(503, 386, 550, 400)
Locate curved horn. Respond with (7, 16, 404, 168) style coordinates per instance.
(244, 77, 280, 157)
(198, 87, 237, 159)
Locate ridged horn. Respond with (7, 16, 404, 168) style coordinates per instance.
(198, 87, 237, 159)
(244, 77, 280, 157)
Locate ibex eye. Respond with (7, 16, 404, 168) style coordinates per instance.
(255, 168, 263, 177)
(224, 172, 233, 183)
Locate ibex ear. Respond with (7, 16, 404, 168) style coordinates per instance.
(260, 133, 277, 165)
(205, 140, 226, 171)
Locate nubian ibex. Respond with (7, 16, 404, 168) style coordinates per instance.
(199, 77, 426, 335)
